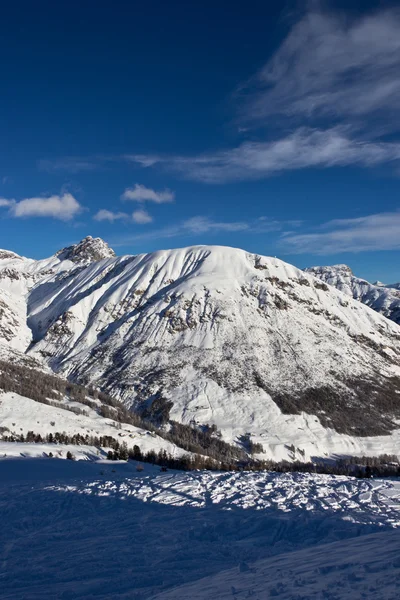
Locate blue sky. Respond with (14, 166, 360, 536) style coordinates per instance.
(1, 0, 400, 282)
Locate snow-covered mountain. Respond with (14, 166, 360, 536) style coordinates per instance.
(1, 238, 400, 461)
(305, 264, 400, 325)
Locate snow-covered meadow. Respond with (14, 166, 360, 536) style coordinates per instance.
(1, 457, 399, 599)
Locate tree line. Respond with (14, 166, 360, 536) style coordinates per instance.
(2, 427, 399, 477)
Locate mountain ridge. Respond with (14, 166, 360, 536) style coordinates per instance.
(305, 264, 400, 325)
(0, 239, 399, 461)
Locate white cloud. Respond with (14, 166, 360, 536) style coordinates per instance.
(0, 198, 14, 208)
(132, 209, 153, 224)
(239, 8, 400, 128)
(93, 209, 128, 223)
(281, 211, 400, 254)
(0, 193, 83, 220)
(127, 127, 400, 183)
(122, 183, 174, 203)
(93, 208, 153, 224)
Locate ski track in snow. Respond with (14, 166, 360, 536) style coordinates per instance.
(0, 460, 399, 599)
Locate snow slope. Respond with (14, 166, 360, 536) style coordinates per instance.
(1, 240, 400, 461)
(306, 264, 400, 325)
(0, 458, 399, 599)
(0, 391, 187, 459)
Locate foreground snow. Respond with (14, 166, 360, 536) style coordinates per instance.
(0, 458, 399, 599)
(153, 530, 400, 600)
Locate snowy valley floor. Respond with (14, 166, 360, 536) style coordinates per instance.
(0, 457, 399, 599)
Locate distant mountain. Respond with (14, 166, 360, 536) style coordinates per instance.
(0, 240, 400, 461)
(305, 264, 400, 325)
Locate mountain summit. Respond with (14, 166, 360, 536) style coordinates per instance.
(56, 236, 116, 263)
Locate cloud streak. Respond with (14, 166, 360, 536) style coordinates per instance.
(126, 127, 400, 183)
(281, 211, 400, 254)
(39, 157, 100, 173)
(37, 7, 400, 185)
(111, 215, 283, 246)
(239, 7, 400, 129)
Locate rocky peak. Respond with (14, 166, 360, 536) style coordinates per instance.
(56, 236, 116, 263)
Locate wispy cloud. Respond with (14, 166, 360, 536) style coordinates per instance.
(239, 7, 400, 129)
(39, 157, 100, 173)
(121, 183, 174, 203)
(123, 6, 400, 183)
(37, 7, 400, 185)
(0, 193, 83, 220)
(281, 210, 400, 254)
(182, 216, 248, 234)
(37, 127, 400, 183)
(111, 215, 283, 246)
(126, 127, 400, 183)
(111, 216, 248, 246)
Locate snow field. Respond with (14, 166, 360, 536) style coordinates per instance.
(0, 457, 399, 599)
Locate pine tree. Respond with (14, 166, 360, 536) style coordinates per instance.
(119, 442, 129, 461)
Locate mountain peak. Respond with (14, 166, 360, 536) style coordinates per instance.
(56, 236, 116, 263)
